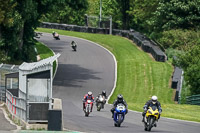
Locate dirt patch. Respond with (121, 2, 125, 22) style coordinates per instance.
(172, 89, 177, 103)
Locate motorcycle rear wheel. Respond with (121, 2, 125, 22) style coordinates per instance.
(85, 112, 89, 117)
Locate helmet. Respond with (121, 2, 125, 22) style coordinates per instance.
(151, 96, 158, 104)
(117, 94, 123, 103)
(88, 91, 92, 96)
(102, 90, 106, 96)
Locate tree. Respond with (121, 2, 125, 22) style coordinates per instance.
(89, 0, 122, 28)
(176, 45, 200, 95)
(148, 0, 200, 32)
(0, 0, 63, 63)
(128, 0, 159, 32)
(87, 0, 131, 29)
(116, 0, 130, 29)
(42, 0, 88, 26)
(0, 0, 17, 34)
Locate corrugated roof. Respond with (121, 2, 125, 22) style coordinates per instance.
(19, 53, 60, 71)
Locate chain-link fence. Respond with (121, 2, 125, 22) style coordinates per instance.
(0, 64, 19, 102)
(85, 15, 112, 34)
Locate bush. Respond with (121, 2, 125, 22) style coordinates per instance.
(165, 48, 184, 59)
(155, 29, 200, 50)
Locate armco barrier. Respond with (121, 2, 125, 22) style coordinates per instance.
(186, 94, 200, 105)
(40, 22, 167, 62)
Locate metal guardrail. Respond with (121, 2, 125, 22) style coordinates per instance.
(186, 94, 200, 105)
(0, 86, 5, 102)
(6, 89, 27, 121)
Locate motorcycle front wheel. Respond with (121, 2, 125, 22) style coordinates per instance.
(97, 103, 102, 111)
(147, 117, 153, 131)
(117, 114, 122, 127)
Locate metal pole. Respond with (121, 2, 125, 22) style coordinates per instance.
(26, 78, 29, 122)
(99, 0, 102, 28)
(49, 65, 53, 110)
(178, 71, 184, 104)
(10, 78, 12, 89)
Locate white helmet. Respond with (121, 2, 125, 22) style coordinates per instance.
(151, 96, 158, 104)
(88, 91, 92, 96)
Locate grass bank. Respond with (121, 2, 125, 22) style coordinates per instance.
(36, 28, 200, 122)
(35, 41, 56, 75)
(35, 41, 54, 59)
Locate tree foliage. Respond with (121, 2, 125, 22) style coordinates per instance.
(42, 0, 88, 26)
(87, 0, 131, 29)
(128, 0, 159, 32)
(155, 29, 200, 50)
(176, 45, 200, 95)
(0, 0, 64, 63)
(148, 0, 200, 32)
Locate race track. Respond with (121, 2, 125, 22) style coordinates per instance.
(38, 33, 200, 133)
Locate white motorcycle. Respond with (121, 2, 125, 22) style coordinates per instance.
(96, 95, 106, 111)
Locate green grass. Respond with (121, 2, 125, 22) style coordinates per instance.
(35, 41, 54, 59)
(35, 41, 56, 75)
(36, 28, 200, 122)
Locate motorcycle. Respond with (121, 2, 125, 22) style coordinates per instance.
(113, 103, 126, 127)
(52, 33, 60, 40)
(84, 99, 93, 117)
(96, 95, 106, 111)
(72, 45, 77, 51)
(143, 106, 160, 131)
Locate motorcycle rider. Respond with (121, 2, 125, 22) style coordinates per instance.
(83, 91, 94, 112)
(71, 40, 77, 51)
(110, 94, 128, 118)
(142, 96, 162, 126)
(96, 90, 107, 108)
(52, 31, 59, 37)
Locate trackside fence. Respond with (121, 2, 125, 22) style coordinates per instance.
(186, 94, 200, 105)
(6, 89, 26, 121)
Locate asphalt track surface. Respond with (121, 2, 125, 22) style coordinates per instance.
(38, 33, 200, 133)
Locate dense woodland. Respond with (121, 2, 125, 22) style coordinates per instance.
(0, 0, 199, 96)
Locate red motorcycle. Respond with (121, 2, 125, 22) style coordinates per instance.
(84, 99, 93, 117)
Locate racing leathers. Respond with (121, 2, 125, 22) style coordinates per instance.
(96, 93, 107, 108)
(110, 99, 128, 118)
(83, 94, 94, 112)
(142, 100, 162, 122)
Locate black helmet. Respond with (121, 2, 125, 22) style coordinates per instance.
(102, 90, 106, 96)
(117, 94, 123, 103)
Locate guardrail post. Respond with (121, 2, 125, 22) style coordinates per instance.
(26, 78, 29, 122)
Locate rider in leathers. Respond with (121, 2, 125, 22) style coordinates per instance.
(83, 91, 94, 112)
(142, 96, 162, 126)
(111, 94, 128, 118)
(96, 90, 107, 108)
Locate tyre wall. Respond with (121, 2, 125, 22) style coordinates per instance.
(40, 22, 167, 62)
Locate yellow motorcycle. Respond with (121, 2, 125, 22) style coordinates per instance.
(144, 106, 160, 131)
